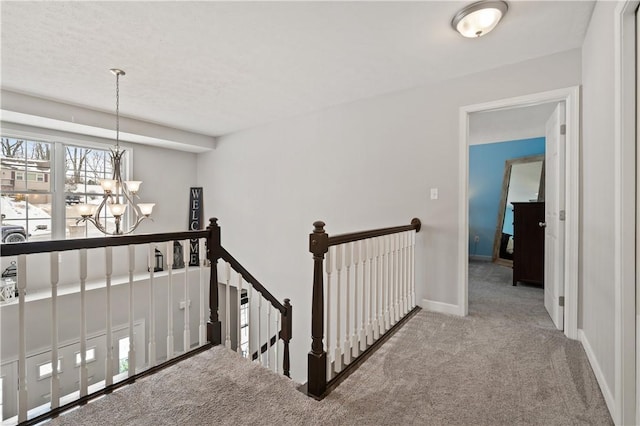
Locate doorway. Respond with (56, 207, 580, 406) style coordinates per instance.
(458, 86, 580, 340)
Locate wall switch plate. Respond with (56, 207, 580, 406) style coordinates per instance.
(430, 188, 439, 200)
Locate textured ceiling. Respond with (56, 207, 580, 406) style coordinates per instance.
(0, 1, 594, 138)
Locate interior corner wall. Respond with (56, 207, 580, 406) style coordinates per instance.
(579, 0, 618, 411)
(196, 48, 581, 382)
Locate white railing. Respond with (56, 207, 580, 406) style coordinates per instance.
(307, 219, 421, 398)
(0, 229, 212, 425)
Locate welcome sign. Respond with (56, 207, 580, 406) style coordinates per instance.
(189, 187, 203, 266)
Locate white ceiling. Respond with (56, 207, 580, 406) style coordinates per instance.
(0, 1, 595, 139)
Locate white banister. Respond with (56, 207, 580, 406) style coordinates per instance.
(17, 254, 27, 423)
(267, 304, 272, 369)
(352, 240, 360, 358)
(359, 240, 367, 352)
(344, 242, 352, 365)
(411, 231, 416, 307)
(273, 312, 282, 374)
(334, 244, 343, 373)
(148, 245, 157, 367)
(183, 239, 191, 353)
(224, 262, 232, 349)
(373, 238, 380, 340)
(248, 285, 253, 360)
(393, 234, 400, 324)
(105, 247, 114, 386)
(325, 246, 332, 377)
(257, 292, 263, 364)
(198, 238, 207, 346)
(127, 245, 136, 377)
(50, 252, 60, 409)
(79, 249, 88, 397)
(381, 236, 389, 333)
(237, 273, 243, 354)
(385, 235, 392, 330)
(366, 238, 374, 345)
(166, 241, 175, 359)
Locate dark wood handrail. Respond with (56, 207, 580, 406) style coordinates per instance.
(328, 218, 421, 247)
(220, 247, 286, 313)
(0, 229, 210, 257)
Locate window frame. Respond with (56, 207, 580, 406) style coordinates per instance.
(0, 129, 133, 240)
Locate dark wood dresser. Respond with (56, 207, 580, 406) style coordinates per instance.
(512, 202, 544, 286)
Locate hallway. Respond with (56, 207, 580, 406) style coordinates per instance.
(49, 260, 613, 425)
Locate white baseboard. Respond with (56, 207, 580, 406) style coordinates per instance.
(578, 329, 616, 420)
(421, 299, 462, 316)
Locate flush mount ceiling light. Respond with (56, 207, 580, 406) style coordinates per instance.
(452, 0, 508, 38)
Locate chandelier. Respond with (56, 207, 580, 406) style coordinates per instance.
(76, 69, 154, 235)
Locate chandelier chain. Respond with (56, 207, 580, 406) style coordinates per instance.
(115, 72, 120, 149)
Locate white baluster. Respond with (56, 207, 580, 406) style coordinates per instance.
(267, 304, 272, 369)
(182, 239, 191, 353)
(352, 240, 360, 358)
(199, 238, 207, 346)
(359, 240, 367, 352)
(128, 245, 136, 377)
(384, 235, 391, 330)
(376, 237, 386, 335)
(343, 242, 352, 365)
(401, 232, 407, 316)
(166, 241, 175, 359)
(390, 235, 396, 325)
(148, 245, 157, 367)
(79, 249, 88, 397)
(334, 244, 343, 373)
(380, 235, 389, 332)
(17, 255, 27, 423)
(273, 311, 282, 374)
(395, 233, 401, 322)
(257, 294, 263, 364)
(248, 285, 254, 360)
(404, 232, 410, 314)
(372, 238, 380, 341)
(50, 252, 60, 409)
(367, 239, 374, 345)
(399, 233, 405, 317)
(411, 231, 416, 308)
(105, 247, 114, 386)
(237, 273, 243, 354)
(325, 246, 333, 377)
(225, 262, 232, 349)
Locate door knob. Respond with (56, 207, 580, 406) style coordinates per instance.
(538, 222, 547, 228)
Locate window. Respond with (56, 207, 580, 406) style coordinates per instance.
(36, 359, 63, 380)
(118, 337, 129, 374)
(75, 347, 96, 366)
(0, 138, 52, 242)
(1, 136, 126, 241)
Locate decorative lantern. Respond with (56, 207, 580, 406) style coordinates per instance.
(153, 248, 164, 272)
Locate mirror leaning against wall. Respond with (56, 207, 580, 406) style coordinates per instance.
(492, 155, 544, 266)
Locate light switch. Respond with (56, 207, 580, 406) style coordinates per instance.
(430, 188, 439, 200)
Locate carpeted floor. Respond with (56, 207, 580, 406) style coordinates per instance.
(50, 260, 612, 425)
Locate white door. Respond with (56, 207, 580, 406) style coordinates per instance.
(544, 103, 566, 330)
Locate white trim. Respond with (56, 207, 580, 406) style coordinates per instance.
(458, 86, 580, 339)
(579, 329, 616, 418)
(421, 299, 461, 316)
(614, 2, 638, 425)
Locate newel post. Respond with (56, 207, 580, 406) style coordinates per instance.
(280, 298, 293, 378)
(206, 218, 222, 345)
(308, 221, 329, 398)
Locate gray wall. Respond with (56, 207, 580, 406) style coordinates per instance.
(197, 48, 582, 382)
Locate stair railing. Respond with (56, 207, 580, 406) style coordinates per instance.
(0, 217, 291, 425)
(307, 218, 421, 398)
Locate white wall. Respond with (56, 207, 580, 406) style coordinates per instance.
(579, 0, 620, 415)
(197, 49, 582, 382)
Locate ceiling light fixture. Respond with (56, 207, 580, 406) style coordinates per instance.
(77, 69, 154, 235)
(452, 0, 508, 38)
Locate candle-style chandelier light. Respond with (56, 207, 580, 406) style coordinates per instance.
(76, 69, 154, 235)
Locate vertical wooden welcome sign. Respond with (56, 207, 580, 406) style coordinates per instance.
(189, 187, 203, 266)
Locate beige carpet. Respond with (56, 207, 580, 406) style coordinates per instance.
(49, 260, 612, 425)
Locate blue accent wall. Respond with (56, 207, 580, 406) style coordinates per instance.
(469, 137, 545, 257)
